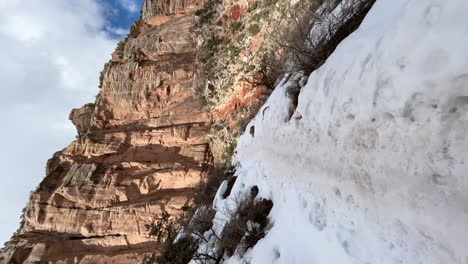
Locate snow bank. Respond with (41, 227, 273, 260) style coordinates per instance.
(226, 0, 468, 263)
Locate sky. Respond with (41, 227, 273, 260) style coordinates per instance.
(0, 0, 144, 246)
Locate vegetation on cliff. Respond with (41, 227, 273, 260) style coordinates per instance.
(194, 0, 374, 164)
(144, 0, 376, 263)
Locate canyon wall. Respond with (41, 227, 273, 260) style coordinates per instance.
(0, 1, 211, 263)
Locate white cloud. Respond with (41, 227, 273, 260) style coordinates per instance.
(118, 0, 140, 14)
(0, 0, 119, 245)
(108, 26, 130, 38)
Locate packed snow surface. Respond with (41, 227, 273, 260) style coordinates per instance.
(216, 0, 468, 263)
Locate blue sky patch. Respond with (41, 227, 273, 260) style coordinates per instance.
(100, 0, 145, 39)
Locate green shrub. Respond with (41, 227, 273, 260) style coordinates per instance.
(230, 21, 244, 34)
(248, 24, 260, 35)
(247, 1, 258, 12)
(221, 194, 273, 256)
(198, 10, 216, 25)
(252, 12, 262, 22)
(98, 71, 104, 89)
(195, 0, 220, 26)
(194, 9, 204, 16)
(145, 211, 176, 242)
(228, 45, 241, 62)
(244, 65, 256, 73)
(143, 237, 198, 264)
(206, 36, 224, 51)
(263, 0, 278, 7)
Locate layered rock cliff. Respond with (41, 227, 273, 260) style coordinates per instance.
(0, 1, 212, 263)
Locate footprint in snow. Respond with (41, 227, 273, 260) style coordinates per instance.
(308, 202, 326, 231)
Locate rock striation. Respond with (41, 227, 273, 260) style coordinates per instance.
(142, 0, 205, 19)
(0, 1, 211, 263)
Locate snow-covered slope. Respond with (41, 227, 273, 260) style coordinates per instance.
(222, 0, 468, 263)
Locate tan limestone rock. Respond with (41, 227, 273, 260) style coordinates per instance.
(0, 3, 212, 264)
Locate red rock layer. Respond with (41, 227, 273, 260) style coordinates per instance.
(0, 1, 210, 263)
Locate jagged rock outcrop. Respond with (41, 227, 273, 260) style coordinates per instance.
(0, 1, 211, 263)
(142, 0, 205, 20)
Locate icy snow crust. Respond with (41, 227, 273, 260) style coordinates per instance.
(220, 0, 468, 263)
